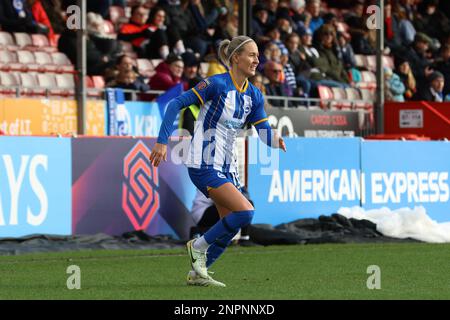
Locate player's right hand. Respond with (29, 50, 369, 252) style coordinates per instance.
(149, 143, 167, 167)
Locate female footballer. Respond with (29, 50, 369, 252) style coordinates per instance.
(149, 35, 287, 287)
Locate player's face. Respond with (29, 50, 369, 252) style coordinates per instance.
(236, 41, 260, 78)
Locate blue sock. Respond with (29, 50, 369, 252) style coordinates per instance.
(203, 210, 254, 267)
(206, 230, 238, 268)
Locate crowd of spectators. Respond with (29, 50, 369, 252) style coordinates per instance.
(0, 0, 449, 104)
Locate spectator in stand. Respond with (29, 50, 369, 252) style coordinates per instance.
(285, 32, 314, 97)
(314, 24, 351, 88)
(147, 7, 186, 57)
(149, 53, 184, 91)
(181, 51, 202, 90)
(289, 0, 307, 33)
(435, 44, 450, 97)
(263, 0, 279, 27)
(250, 73, 267, 95)
(415, 0, 450, 42)
(384, 0, 403, 54)
(251, 3, 271, 45)
(336, 31, 356, 70)
(345, 0, 376, 55)
(27, 0, 56, 45)
(394, 56, 417, 100)
(118, 5, 170, 59)
(384, 67, 406, 102)
(402, 32, 434, 87)
(40, 0, 65, 35)
(392, 4, 416, 47)
(185, 0, 223, 58)
(304, 0, 323, 34)
(107, 54, 150, 98)
(258, 41, 281, 73)
(275, 8, 294, 42)
(413, 71, 446, 102)
(280, 47, 302, 97)
(87, 12, 122, 65)
(264, 60, 293, 107)
(0, 0, 49, 34)
(264, 25, 289, 58)
(58, 26, 111, 75)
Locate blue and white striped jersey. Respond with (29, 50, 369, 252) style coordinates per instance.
(185, 72, 268, 173)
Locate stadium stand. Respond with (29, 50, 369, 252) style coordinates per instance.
(0, 0, 447, 115)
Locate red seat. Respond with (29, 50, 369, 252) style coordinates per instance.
(0, 31, 18, 51)
(331, 87, 352, 110)
(18, 73, 45, 96)
(13, 32, 33, 49)
(16, 50, 40, 72)
(51, 52, 75, 73)
(137, 58, 155, 77)
(34, 51, 58, 72)
(317, 85, 334, 109)
(0, 71, 19, 96)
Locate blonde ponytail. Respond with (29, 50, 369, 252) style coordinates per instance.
(218, 39, 231, 68)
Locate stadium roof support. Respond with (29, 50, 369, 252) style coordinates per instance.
(375, 0, 385, 134)
(76, 0, 87, 135)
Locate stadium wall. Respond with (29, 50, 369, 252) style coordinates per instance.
(1, 135, 449, 239)
(248, 138, 450, 225)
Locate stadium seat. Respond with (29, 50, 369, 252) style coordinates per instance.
(331, 87, 352, 110)
(383, 55, 394, 69)
(137, 58, 155, 77)
(51, 52, 75, 73)
(16, 50, 40, 72)
(31, 34, 57, 52)
(14, 33, 33, 48)
(34, 51, 58, 72)
(91, 76, 105, 89)
(354, 55, 366, 69)
(151, 59, 162, 68)
(0, 50, 19, 71)
(86, 75, 105, 98)
(358, 71, 377, 89)
(55, 74, 75, 97)
(37, 73, 57, 94)
(366, 55, 376, 72)
(317, 85, 334, 109)
(0, 31, 18, 50)
(0, 71, 19, 96)
(18, 72, 45, 96)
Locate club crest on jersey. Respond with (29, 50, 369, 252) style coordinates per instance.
(196, 79, 210, 91)
(217, 172, 226, 179)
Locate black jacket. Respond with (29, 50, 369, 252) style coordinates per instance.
(0, 0, 35, 32)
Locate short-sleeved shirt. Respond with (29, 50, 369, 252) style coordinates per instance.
(185, 72, 268, 173)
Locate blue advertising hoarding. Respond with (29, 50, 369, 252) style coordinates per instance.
(0, 137, 72, 237)
(106, 88, 163, 137)
(248, 137, 362, 225)
(361, 141, 450, 222)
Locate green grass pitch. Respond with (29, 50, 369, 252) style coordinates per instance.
(0, 243, 449, 300)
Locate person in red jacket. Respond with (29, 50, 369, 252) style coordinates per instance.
(149, 53, 184, 91)
(28, 0, 56, 46)
(118, 5, 169, 59)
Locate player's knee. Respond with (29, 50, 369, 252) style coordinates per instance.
(236, 209, 254, 227)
